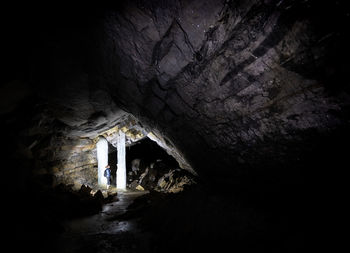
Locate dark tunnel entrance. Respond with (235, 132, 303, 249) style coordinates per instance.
(125, 137, 181, 191)
(126, 138, 179, 169)
(105, 136, 195, 192)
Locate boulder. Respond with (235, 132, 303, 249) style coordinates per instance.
(156, 169, 195, 193)
(78, 184, 92, 197)
(93, 190, 104, 203)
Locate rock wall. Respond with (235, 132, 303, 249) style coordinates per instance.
(1, 0, 349, 188)
(99, 0, 350, 182)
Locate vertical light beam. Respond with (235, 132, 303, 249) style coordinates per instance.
(97, 137, 108, 186)
(116, 130, 126, 190)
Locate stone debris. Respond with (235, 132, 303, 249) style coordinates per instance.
(127, 158, 195, 193)
(156, 169, 195, 193)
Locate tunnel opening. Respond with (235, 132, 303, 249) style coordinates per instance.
(127, 137, 179, 172)
(94, 121, 196, 193)
(40, 112, 196, 195)
(125, 137, 192, 192)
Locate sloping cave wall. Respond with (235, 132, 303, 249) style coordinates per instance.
(99, 0, 350, 186)
(1, 0, 350, 251)
(2, 0, 349, 183)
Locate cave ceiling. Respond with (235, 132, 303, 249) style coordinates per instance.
(1, 0, 349, 179)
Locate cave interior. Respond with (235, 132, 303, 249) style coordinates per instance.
(1, 0, 349, 252)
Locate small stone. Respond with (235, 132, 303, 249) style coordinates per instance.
(136, 185, 145, 191)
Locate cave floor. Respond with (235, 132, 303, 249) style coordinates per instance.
(55, 190, 151, 253)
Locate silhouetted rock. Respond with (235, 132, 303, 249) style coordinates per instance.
(93, 190, 104, 203)
(78, 184, 92, 197)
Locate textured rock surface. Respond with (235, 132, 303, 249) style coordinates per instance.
(102, 0, 350, 178)
(2, 0, 350, 184)
(128, 158, 195, 193)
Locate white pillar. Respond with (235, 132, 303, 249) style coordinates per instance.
(116, 130, 126, 190)
(96, 137, 108, 187)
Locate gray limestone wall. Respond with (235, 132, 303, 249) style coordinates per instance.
(1, 0, 349, 187)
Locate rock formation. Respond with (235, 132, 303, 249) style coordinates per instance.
(3, 0, 349, 185)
